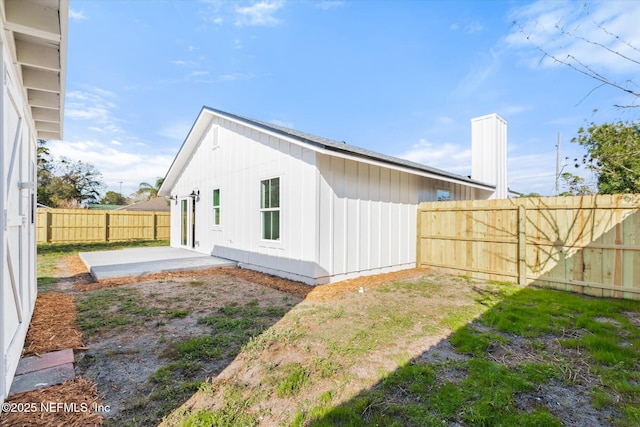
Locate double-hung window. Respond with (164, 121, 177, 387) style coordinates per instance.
(212, 189, 220, 226)
(260, 177, 280, 241)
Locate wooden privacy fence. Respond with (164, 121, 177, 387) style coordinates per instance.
(417, 194, 640, 300)
(36, 209, 170, 243)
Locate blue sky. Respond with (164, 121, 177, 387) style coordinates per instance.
(51, 0, 640, 197)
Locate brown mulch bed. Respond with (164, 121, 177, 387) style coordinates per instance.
(23, 293, 84, 355)
(0, 378, 103, 426)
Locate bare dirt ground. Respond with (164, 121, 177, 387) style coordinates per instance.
(1, 255, 623, 427)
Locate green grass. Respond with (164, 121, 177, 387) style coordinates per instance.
(109, 360, 203, 427)
(179, 384, 259, 427)
(303, 287, 640, 427)
(275, 363, 310, 398)
(75, 287, 161, 336)
(196, 300, 289, 358)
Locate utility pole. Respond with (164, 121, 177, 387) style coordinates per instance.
(119, 181, 123, 195)
(555, 133, 560, 196)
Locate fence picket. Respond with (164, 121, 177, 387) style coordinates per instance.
(36, 209, 170, 243)
(417, 195, 640, 300)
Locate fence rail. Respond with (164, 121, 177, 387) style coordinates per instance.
(417, 194, 640, 300)
(36, 209, 170, 243)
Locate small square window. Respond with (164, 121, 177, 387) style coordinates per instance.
(437, 189, 451, 202)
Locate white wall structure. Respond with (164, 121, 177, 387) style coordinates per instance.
(1, 0, 67, 404)
(471, 113, 508, 199)
(160, 108, 503, 285)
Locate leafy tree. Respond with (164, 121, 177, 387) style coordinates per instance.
(37, 139, 55, 206)
(519, 192, 541, 197)
(101, 191, 127, 205)
(558, 172, 595, 196)
(135, 177, 164, 201)
(52, 157, 104, 205)
(571, 121, 640, 194)
(37, 141, 106, 207)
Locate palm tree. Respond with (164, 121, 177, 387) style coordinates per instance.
(136, 177, 164, 201)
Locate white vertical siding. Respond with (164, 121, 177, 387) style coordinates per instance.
(168, 116, 319, 283)
(316, 154, 421, 283)
(165, 111, 497, 285)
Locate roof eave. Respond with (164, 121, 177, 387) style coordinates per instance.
(4, 0, 68, 140)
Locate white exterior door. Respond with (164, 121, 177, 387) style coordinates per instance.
(1, 66, 37, 403)
(180, 198, 196, 249)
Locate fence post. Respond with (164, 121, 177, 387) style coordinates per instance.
(45, 210, 52, 243)
(104, 211, 109, 242)
(518, 205, 526, 286)
(416, 206, 422, 268)
(153, 213, 158, 240)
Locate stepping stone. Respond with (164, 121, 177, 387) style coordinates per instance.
(15, 349, 74, 376)
(8, 349, 75, 396)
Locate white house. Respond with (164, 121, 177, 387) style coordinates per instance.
(159, 107, 508, 285)
(1, 0, 67, 404)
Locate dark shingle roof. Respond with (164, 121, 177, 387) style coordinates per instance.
(203, 106, 494, 189)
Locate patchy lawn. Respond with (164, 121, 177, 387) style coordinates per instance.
(5, 242, 638, 427)
(165, 276, 640, 427)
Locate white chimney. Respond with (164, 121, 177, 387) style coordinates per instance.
(471, 113, 507, 199)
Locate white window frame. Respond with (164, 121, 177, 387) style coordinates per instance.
(260, 177, 280, 241)
(212, 188, 221, 226)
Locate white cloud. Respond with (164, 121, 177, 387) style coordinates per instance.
(453, 48, 502, 95)
(65, 88, 123, 133)
(48, 139, 174, 196)
(436, 116, 455, 126)
(450, 20, 483, 34)
(500, 105, 528, 116)
(396, 139, 472, 175)
(314, 1, 344, 10)
(190, 70, 210, 77)
(269, 119, 294, 129)
(235, 1, 284, 27)
(157, 121, 193, 141)
(171, 60, 186, 65)
(465, 21, 483, 34)
(506, 1, 640, 75)
(69, 9, 87, 21)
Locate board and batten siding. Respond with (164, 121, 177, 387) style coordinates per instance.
(315, 153, 480, 283)
(168, 117, 319, 283)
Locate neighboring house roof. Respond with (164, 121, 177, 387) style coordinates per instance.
(117, 198, 170, 212)
(160, 107, 496, 196)
(4, 0, 68, 140)
(88, 204, 122, 210)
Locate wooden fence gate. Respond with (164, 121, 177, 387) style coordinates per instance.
(417, 194, 640, 300)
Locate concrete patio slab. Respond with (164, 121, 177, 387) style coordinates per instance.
(79, 246, 237, 280)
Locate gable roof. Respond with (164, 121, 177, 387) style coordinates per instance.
(159, 106, 496, 196)
(116, 197, 170, 212)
